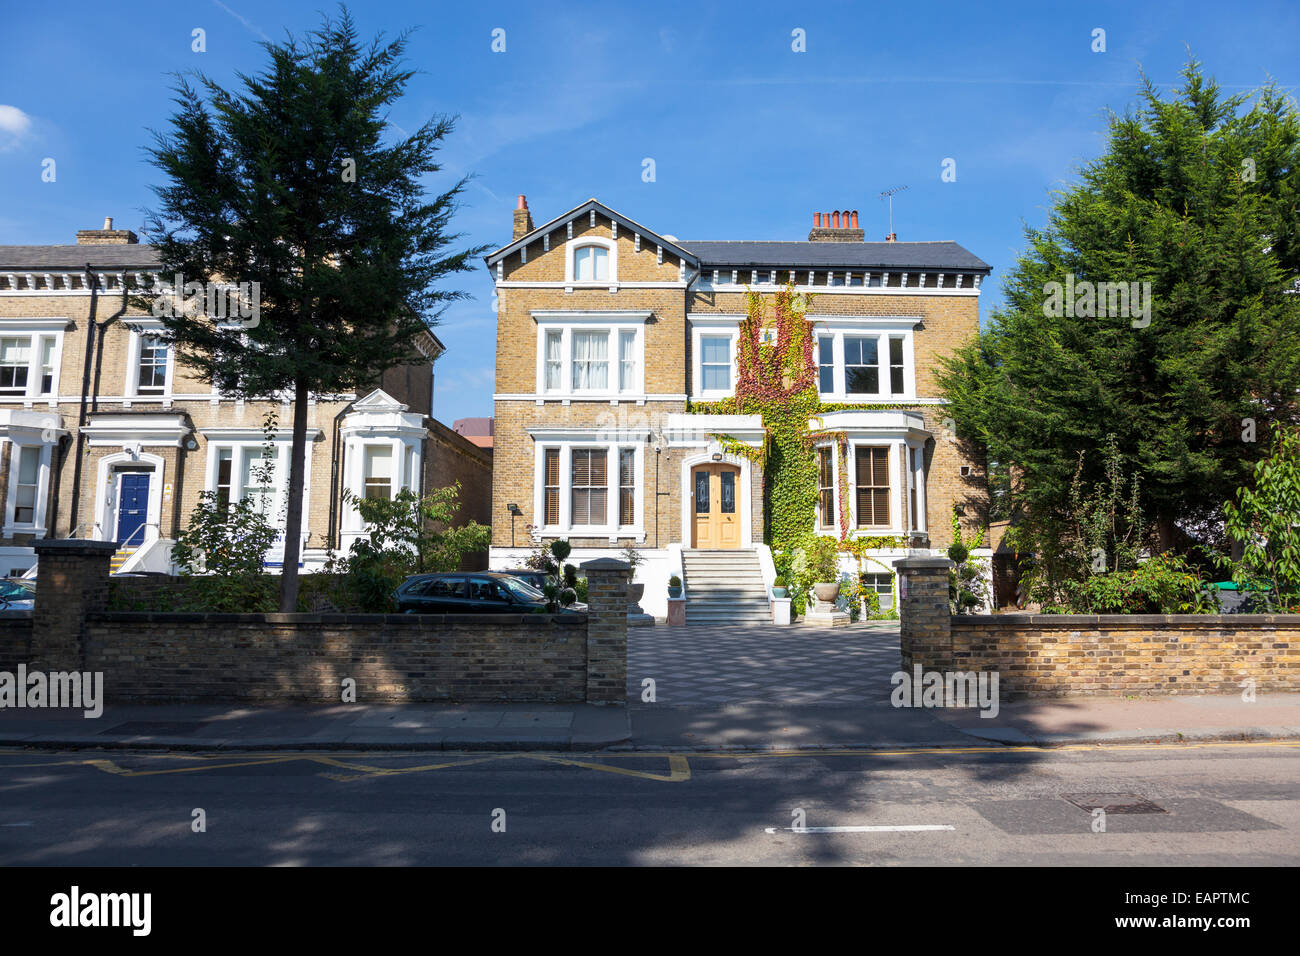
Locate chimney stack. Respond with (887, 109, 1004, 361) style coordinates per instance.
(808, 206, 865, 242)
(513, 195, 534, 241)
(76, 216, 138, 245)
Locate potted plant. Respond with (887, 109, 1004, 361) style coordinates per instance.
(667, 574, 682, 599)
(771, 575, 788, 598)
(807, 536, 842, 609)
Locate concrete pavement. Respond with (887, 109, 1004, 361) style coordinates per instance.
(1, 621, 1296, 751)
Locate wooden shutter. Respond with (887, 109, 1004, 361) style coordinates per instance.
(544, 448, 559, 524)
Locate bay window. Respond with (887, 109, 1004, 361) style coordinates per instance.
(533, 440, 643, 535)
(855, 445, 891, 528)
(364, 445, 394, 499)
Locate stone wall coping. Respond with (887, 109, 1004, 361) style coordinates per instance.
(580, 557, 632, 572)
(87, 611, 588, 627)
(893, 556, 953, 570)
(33, 539, 120, 555)
(951, 613, 1300, 626)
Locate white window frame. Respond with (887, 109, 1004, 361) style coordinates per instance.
(3, 440, 53, 534)
(565, 237, 617, 287)
(533, 313, 647, 399)
(203, 438, 312, 535)
(0, 322, 65, 402)
(532, 440, 644, 538)
(689, 316, 742, 400)
(814, 441, 839, 531)
(810, 318, 919, 402)
(124, 321, 175, 400)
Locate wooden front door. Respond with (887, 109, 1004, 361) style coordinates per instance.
(691, 464, 740, 549)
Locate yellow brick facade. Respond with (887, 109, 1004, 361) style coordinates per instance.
(489, 200, 988, 566)
(0, 234, 489, 574)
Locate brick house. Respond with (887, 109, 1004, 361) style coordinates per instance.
(485, 197, 991, 619)
(0, 219, 491, 576)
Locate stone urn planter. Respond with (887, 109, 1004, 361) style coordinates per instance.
(628, 582, 645, 605)
(812, 581, 841, 613)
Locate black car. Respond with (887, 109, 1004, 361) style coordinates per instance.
(497, 568, 589, 611)
(394, 572, 582, 615)
(498, 568, 549, 592)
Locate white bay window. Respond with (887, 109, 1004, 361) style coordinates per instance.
(531, 434, 646, 539)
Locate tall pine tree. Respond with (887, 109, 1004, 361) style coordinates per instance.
(940, 60, 1300, 555)
(141, 9, 486, 610)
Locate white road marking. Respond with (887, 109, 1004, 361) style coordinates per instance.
(765, 824, 955, 833)
(2, 822, 33, 827)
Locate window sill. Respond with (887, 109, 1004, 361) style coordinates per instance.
(3, 525, 47, 537)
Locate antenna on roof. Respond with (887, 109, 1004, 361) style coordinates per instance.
(878, 185, 909, 240)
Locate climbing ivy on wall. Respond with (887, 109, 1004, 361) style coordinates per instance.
(688, 283, 922, 555)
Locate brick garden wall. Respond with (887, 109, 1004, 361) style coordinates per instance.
(0, 611, 32, 670)
(82, 612, 588, 703)
(8, 541, 631, 705)
(894, 556, 1300, 699)
(948, 615, 1300, 699)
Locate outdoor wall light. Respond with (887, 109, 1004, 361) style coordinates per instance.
(711, 452, 723, 462)
(184, 438, 199, 451)
(507, 503, 522, 515)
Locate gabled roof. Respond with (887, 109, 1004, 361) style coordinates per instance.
(678, 240, 990, 272)
(0, 244, 161, 269)
(483, 198, 699, 268)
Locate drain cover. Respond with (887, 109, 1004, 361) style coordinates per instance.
(102, 721, 209, 736)
(1062, 793, 1166, 814)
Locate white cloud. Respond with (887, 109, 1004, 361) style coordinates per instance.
(0, 105, 33, 151)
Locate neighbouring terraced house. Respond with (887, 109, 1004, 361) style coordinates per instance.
(485, 197, 993, 621)
(0, 218, 491, 576)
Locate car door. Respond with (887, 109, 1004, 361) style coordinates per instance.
(426, 576, 469, 613)
(467, 576, 513, 613)
(396, 578, 435, 612)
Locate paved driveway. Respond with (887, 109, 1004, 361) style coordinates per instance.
(627, 621, 902, 706)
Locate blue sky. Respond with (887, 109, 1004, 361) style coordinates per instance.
(1, 0, 1296, 425)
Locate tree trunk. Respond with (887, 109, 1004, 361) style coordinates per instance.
(278, 376, 311, 612)
(1155, 515, 1177, 553)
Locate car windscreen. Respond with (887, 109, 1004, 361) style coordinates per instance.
(499, 576, 544, 601)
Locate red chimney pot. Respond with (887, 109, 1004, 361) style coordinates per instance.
(851, 211, 859, 228)
(516, 195, 528, 210)
(832, 211, 840, 229)
(814, 212, 821, 228)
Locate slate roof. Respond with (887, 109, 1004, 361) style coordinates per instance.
(0, 244, 161, 269)
(677, 240, 990, 272)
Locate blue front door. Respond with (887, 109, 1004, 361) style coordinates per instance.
(116, 473, 150, 547)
